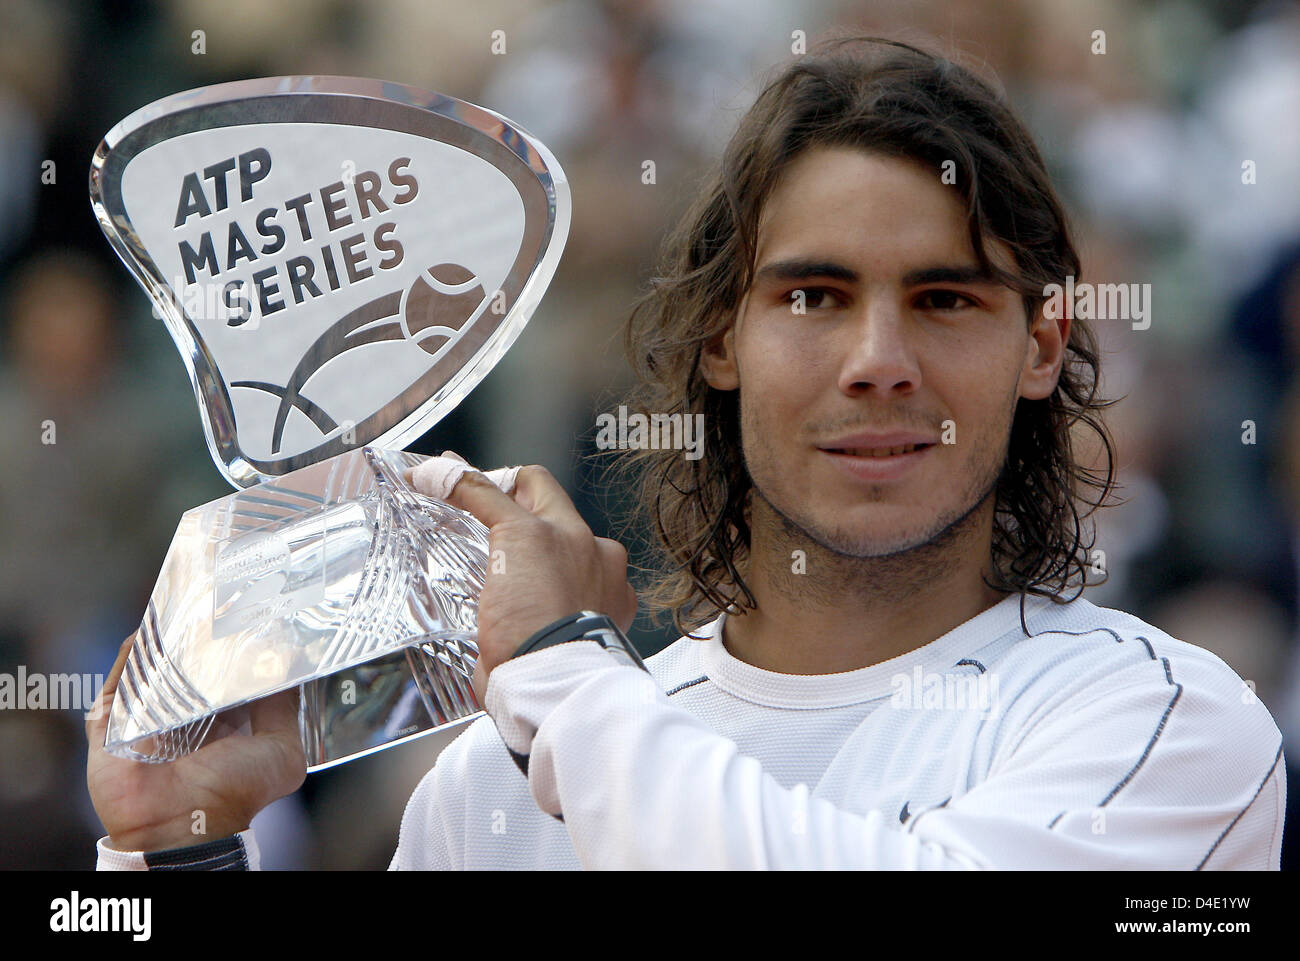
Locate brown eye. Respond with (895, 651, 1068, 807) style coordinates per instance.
(788, 287, 841, 310)
(917, 290, 975, 310)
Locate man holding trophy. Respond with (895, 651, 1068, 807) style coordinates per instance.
(88, 38, 1284, 870)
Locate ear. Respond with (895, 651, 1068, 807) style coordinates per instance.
(1018, 303, 1069, 401)
(699, 322, 740, 391)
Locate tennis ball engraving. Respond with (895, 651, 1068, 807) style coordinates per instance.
(231, 261, 493, 454)
(401, 263, 488, 356)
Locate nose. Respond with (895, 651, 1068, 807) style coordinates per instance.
(836, 295, 921, 396)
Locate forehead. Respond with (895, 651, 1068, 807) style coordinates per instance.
(753, 145, 999, 272)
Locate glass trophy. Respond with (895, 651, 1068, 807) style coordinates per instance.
(89, 77, 569, 769)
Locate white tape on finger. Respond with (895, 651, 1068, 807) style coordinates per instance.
(409, 455, 522, 501)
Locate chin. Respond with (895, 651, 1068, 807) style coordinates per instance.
(784, 509, 930, 558)
(815, 528, 939, 560)
(794, 495, 976, 557)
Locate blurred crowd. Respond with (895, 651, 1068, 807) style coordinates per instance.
(1, 0, 1298, 869)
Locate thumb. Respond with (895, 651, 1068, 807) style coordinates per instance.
(86, 631, 136, 738)
(471, 659, 488, 710)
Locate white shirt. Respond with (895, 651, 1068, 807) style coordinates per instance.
(98, 591, 1286, 869)
(390, 591, 1286, 869)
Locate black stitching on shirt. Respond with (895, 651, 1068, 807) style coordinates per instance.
(1030, 629, 1179, 829)
(1195, 742, 1284, 870)
(1030, 625, 1124, 644)
(1097, 660, 1182, 808)
(666, 675, 709, 696)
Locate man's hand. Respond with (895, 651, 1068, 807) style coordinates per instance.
(434, 457, 638, 703)
(87, 632, 306, 853)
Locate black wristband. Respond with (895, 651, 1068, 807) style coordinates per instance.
(510, 610, 648, 672)
(143, 834, 250, 871)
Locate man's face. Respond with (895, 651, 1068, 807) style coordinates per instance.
(701, 146, 1066, 559)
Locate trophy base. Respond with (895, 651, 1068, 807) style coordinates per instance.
(105, 446, 489, 770)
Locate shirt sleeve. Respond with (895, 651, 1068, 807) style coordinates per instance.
(483, 642, 1286, 870)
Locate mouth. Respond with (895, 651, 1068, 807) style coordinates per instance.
(817, 440, 936, 481)
(822, 442, 935, 458)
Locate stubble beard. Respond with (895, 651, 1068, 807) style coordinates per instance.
(741, 404, 1014, 608)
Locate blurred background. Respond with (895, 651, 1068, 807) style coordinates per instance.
(1, 0, 1298, 869)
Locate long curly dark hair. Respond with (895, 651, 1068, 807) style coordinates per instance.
(614, 35, 1119, 638)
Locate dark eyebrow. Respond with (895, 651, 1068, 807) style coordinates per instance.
(752, 259, 859, 285)
(752, 259, 999, 289)
(902, 264, 997, 287)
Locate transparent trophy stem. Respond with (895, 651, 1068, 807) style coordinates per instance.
(105, 447, 488, 770)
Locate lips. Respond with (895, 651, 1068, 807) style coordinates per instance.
(818, 435, 936, 481)
(831, 442, 930, 457)
(818, 432, 938, 458)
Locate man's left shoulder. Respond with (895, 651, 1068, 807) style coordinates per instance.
(993, 594, 1285, 753)
(940, 596, 1287, 868)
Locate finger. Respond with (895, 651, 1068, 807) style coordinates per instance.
(594, 536, 629, 565)
(408, 455, 479, 501)
(402, 450, 468, 487)
(617, 582, 638, 634)
(594, 537, 638, 631)
(471, 659, 488, 709)
(86, 631, 137, 739)
(443, 468, 535, 529)
(511, 465, 588, 529)
(247, 688, 307, 782)
(248, 686, 300, 738)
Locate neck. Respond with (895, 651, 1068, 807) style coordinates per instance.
(721, 492, 1007, 675)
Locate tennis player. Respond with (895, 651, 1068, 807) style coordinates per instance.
(89, 36, 1285, 870)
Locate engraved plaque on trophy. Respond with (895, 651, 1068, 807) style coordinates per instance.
(89, 77, 569, 769)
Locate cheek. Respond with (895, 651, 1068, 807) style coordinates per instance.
(736, 329, 793, 408)
(735, 359, 813, 482)
(740, 360, 820, 451)
(925, 349, 1022, 440)
(739, 323, 835, 405)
